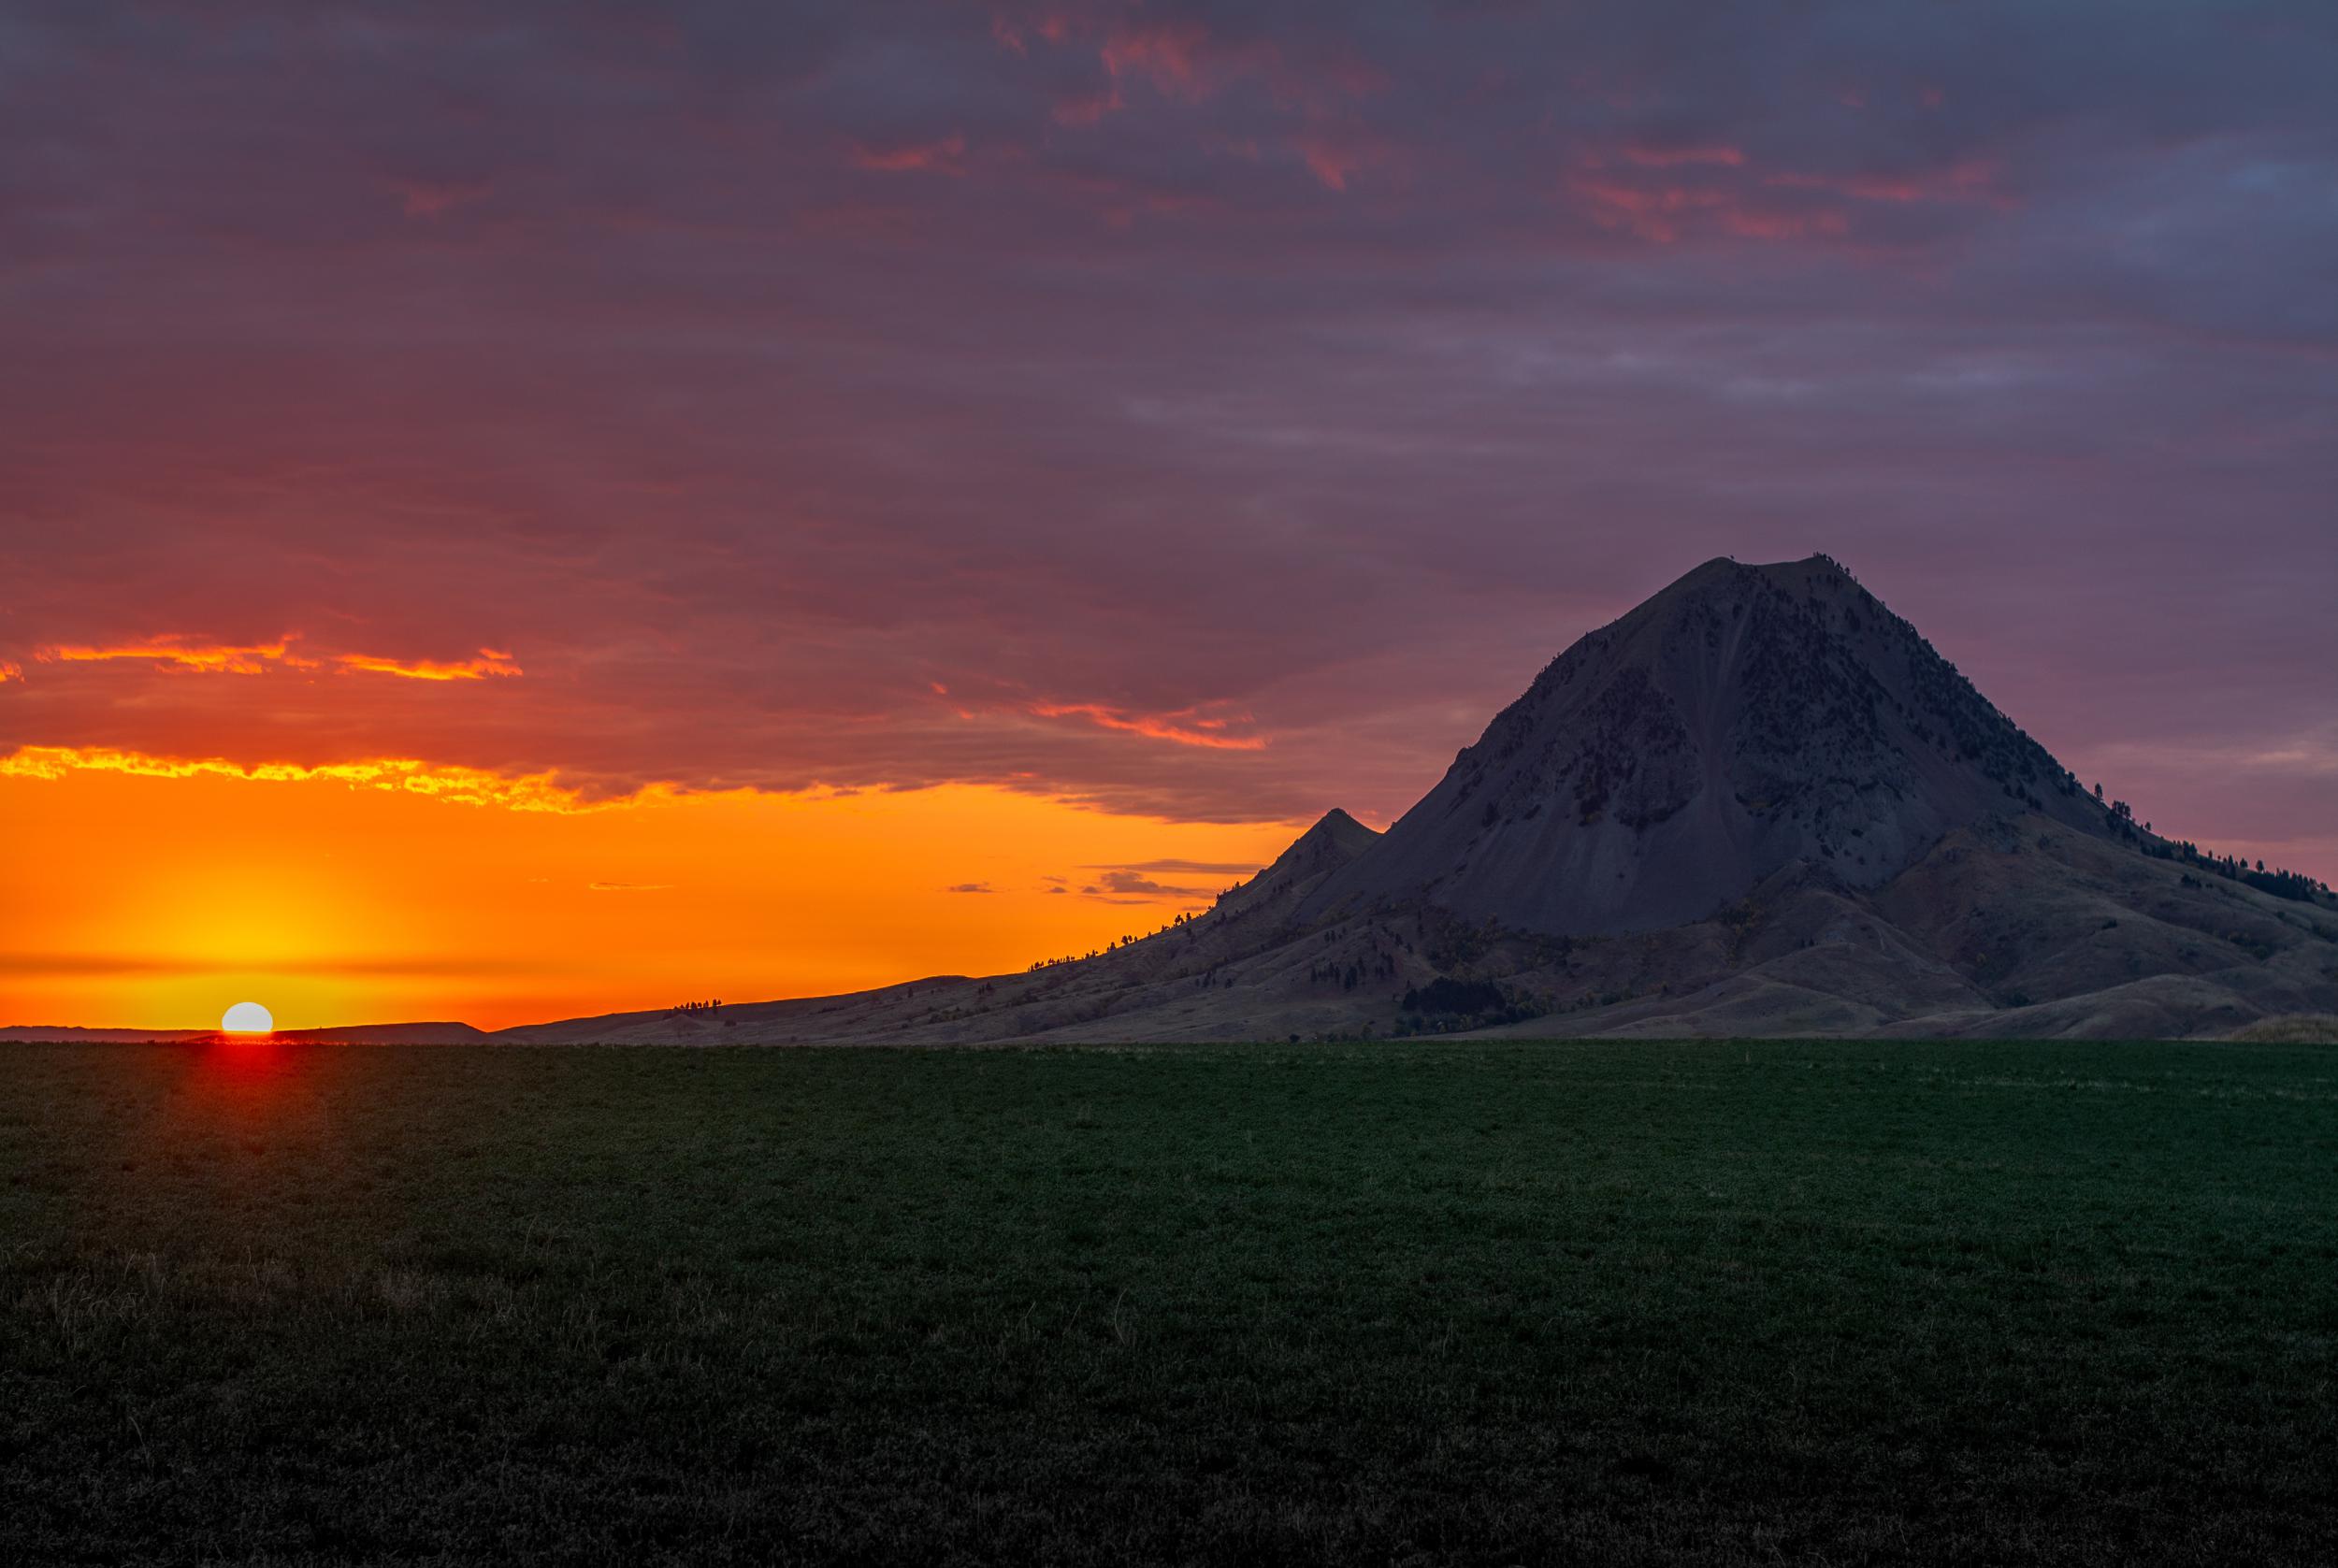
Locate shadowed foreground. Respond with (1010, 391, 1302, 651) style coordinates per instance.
(4, 1042, 2333, 1564)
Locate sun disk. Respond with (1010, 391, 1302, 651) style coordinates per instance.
(221, 1000, 274, 1034)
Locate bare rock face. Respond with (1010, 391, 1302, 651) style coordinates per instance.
(1305, 555, 2102, 937)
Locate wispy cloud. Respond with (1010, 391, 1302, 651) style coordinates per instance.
(33, 638, 521, 682)
(851, 134, 967, 175)
(1028, 702, 1267, 751)
(39, 637, 314, 674)
(1092, 857, 1262, 876)
(1090, 868, 1211, 899)
(337, 648, 522, 681)
(0, 745, 636, 814)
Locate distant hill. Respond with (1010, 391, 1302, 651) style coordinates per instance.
(0, 1026, 201, 1043)
(3, 1022, 490, 1044)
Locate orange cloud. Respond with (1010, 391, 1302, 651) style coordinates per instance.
(38, 636, 315, 674)
(0, 661, 20, 683)
(1027, 701, 1268, 751)
(0, 745, 631, 813)
(335, 648, 523, 681)
(851, 134, 968, 175)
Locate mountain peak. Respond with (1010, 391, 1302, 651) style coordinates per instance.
(1305, 555, 2097, 936)
(1211, 807, 1380, 923)
(1303, 806, 1374, 842)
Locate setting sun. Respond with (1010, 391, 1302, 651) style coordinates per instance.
(221, 1000, 274, 1035)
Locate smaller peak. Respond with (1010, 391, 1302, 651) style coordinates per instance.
(1299, 807, 1379, 848)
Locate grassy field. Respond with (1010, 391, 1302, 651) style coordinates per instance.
(3, 1041, 2334, 1565)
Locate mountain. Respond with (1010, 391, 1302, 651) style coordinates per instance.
(1303, 555, 2103, 935)
(22, 557, 2329, 1047)
(478, 554, 2336, 1044)
(1215, 808, 1380, 921)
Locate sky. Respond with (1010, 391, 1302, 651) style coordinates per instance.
(3, 1, 2333, 1029)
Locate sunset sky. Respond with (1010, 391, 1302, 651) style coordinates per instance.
(4, 1, 2333, 1029)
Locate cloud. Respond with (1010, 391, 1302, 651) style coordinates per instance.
(1, 0, 2332, 879)
(1026, 702, 1268, 751)
(39, 638, 314, 675)
(851, 133, 968, 175)
(1623, 145, 1746, 169)
(388, 177, 493, 219)
(33, 638, 521, 683)
(0, 745, 640, 814)
(1090, 857, 1260, 875)
(944, 881, 994, 893)
(337, 649, 524, 681)
(1091, 868, 1210, 899)
(0, 951, 542, 978)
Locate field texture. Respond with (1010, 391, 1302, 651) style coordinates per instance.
(4, 1041, 2334, 1565)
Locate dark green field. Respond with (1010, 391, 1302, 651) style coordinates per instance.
(3, 1041, 2333, 1565)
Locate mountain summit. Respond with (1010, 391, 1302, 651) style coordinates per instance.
(492, 555, 2336, 1044)
(1306, 555, 2103, 935)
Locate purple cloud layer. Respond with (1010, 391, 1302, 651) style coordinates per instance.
(2, 1, 2333, 871)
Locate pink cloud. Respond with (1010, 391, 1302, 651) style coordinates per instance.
(1026, 701, 1268, 752)
(389, 178, 492, 219)
(1622, 144, 1745, 168)
(1766, 158, 2005, 207)
(851, 134, 969, 176)
(1101, 19, 1216, 99)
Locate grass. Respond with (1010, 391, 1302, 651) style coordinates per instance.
(2228, 1014, 2338, 1043)
(3, 1039, 2334, 1565)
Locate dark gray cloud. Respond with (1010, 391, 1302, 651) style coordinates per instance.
(2, 0, 2332, 871)
(1093, 869, 1212, 899)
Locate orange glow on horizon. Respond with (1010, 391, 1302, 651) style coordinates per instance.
(0, 758, 1304, 1033)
